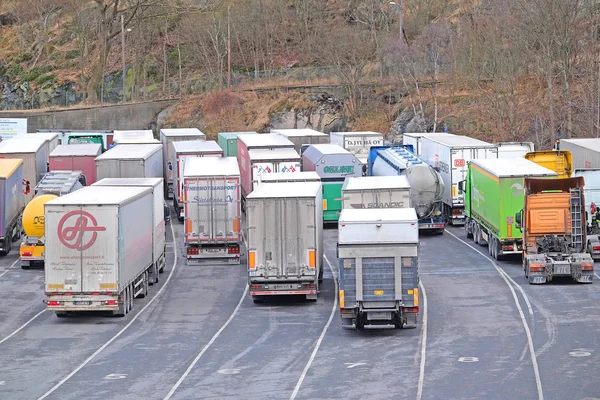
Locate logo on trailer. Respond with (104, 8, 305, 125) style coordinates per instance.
(58, 210, 106, 251)
(454, 159, 465, 167)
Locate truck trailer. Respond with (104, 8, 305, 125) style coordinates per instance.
(402, 132, 454, 156)
(461, 158, 558, 260)
(0, 137, 48, 206)
(172, 140, 224, 221)
(0, 159, 25, 256)
(112, 130, 154, 145)
(19, 132, 59, 160)
(49, 144, 102, 185)
(495, 141, 535, 158)
(160, 128, 206, 199)
(342, 176, 411, 210)
(573, 168, 600, 260)
(259, 171, 321, 183)
(557, 138, 600, 170)
(182, 157, 242, 265)
(302, 144, 362, 223)
(419, 135, 498, 226)
(217, 131, 258, 158)
(92, 178, 166, 282)
(271, 128, 330, 155)
(329, 131, 384, 173)
(95, 143, 163, 180)
(38, 129, 113, 151)
(44, 186, 155, 317)
(246, 181, 323, 302)
(516, 177, 594, 284)
(337, 208, 420, 329)
(524, 150, 572, 178)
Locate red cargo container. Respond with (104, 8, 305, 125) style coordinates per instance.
(49, 143, 102, 185)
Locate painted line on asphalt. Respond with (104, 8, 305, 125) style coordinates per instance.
(594, 273, 600, 280)
(0, 308, 47, 345)
(0, 258, 20, 279)
(289, 254, 338, 400)
(163, 285, 248, 400)
(38, 219, 179, 400)
(445, 229, 544, 400)
(416, 281, 428, 400)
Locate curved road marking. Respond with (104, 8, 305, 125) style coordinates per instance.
(445, 229, 543, 400)
(0, 308, 47, 345)
(38, 220, 179, 400)
(0, 258, 20, 279)
(416, 281, 428, 400)
(289, 254, 338, 400)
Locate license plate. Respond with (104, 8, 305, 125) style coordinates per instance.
(367, 312, 391, 320)
(74, 301, 92, 305)
(275, 284, 293, 290)
(554, 265, 571, 275)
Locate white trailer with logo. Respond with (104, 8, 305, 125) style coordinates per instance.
(558, 138, 600, 169)
(420, 135, 498, 225)
(342, 176, 411, 210)
(44, 186, 154, 317)
(160, 128, 206, 199)
(330, 131, 384, 174)
(402, 132, 455, 155)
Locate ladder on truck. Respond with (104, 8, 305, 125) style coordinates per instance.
(555, 155, 567, 178)
(570, 188, 584, 250)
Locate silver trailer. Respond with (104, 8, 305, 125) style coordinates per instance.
(45, 186, 154, 317)
(573, 168, 600, 260)
(246, 181, 323, 302)
(112, 130, 154, 144)
(338, 208, 420, 329)
(260, 171, 321, 183)
(95, 143, 163, 180)
(0, 137, 48, 206)
(402, 132, 455, 155)
(271, 128, 330, 154)
(183, 157, 241, 265)
(18, 132, 59, 160)
(558, 138, 600, 169)
(160, 128, 206, 199)
(0, 159, 24, 255)
(92, 178, 167, 282)
(495, 141, 535, 158)
(329, 131, 384, 173)
(342, 176, 411, 210)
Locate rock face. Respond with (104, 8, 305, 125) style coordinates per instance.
(0, 79, 82, 110)
(267, 92, 347, 133)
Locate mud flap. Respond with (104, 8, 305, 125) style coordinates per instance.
(528, 275, 547, 284)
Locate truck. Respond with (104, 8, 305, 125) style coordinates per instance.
(557, 138, 600, 170)
(112, 130, 154, 145)
(337, 208, 420, 329)
(302, 144, 362, 223)
(0, 159, 25, 256)
(172, 140, 223, 221)
(329, 131, 384, 173)
(342, 175, 411, 210)
(49, 143, 102, 185)
(19, 171, 85, 269)
(0, 137, 48, 206)
(161, 128, 207, 199)
(420, 135, 498, 226)
(496, 141, 535, 158)
(246, 181, 323, 302)
(271, 128, 330, 155)
(572, 168, 600, 260)
(461, 158, 558, 260)
(259, 171, 321, 183)
(369, 146, 446, 233)
(182, 157, 241, 265)
(402, 132, 454, 156)
(44, 186, 155, 317)
(92, 178, 166, 282)
(516, 177, 594, 284)
(37, 130, 114, 151)
(524, 150, 572, 178)
(218, 131, 257, 157)
(18, 132, 60, 159)
(95, 143, 163, 180)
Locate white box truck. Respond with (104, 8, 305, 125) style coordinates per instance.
(246, 181, 323, 302)
(95, 143, 163, 180)
(402, 132, 455, 155)
(0, 137, 48, 205)
(342, 176, 411, 210)
(92, 177, 167, 282)
(183, 157, 242, 265)
(160, 128, 206, 199)
(44, 186, 154, 317)
(260, 171, 321, 183)
(420, 135, 498, 225)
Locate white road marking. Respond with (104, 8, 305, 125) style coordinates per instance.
(458, 357, 479, 363)
(0, 259, 20, 279)
(0, 381, 5, 385)
(103, 373, 127, 380)
(0, 309, 47, 346)
(217, 369, 241, 375)
(445, 229, 544, 400)
(163, 285, 248, 400)
(569, 350, 591, 357)
(344, 363, 366, 369)
(289, 254, 338, 400)
(38, 220, 179, 400)
(416, 281, 428, 400)
(594, 273, 600, 280)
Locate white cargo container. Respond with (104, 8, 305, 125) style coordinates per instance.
(329, 131, 384, 169)
(183, 157, 241, 264)
(420, 135, 498, 225)
(341, 176, 411, 210)
(495, 141, 535, 158)
(402, 132, 455, 155)
(160, 128, 206, 199)
(558, 138, 600, 169)
(116, 138, 161, 145)
(271, 128, 330, 154)
(44, 186, 154, 317)
(17, 132, 60, 159)
(246, 181, 323, 301)
(112, 130, 154, 144)
(172, 140, 223, 220)
(95, 143, 163, 180)
(0, 137, 48, 205)
(92, 177, 166, 281)
(260, 171, 321, 183)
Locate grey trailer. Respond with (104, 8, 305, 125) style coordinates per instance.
(160, 128, 206, 199)
(271, 129, 330, 154)
(95, 143, 163, 180)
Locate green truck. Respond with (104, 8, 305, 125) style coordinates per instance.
(218, 131, 258, 157)
(302, 144, 362, 223)
(460, 158, 557, 260)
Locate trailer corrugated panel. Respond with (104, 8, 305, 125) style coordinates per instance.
(558, 139, 600, 170)
(160, 128, 206, 190)
(49, 144, 102, 185)
(218, 132, 258, 157)
(18, 132, 59, 159)
(95, 143, 163, 180)
(329, 132, 384, 156)
(495, 142, 535, 158)
(0, 159, 24, 237)
(342, 176, 411, 210)
(271, 129, 330, 154)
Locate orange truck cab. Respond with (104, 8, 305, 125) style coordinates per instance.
(516, 177, 594, 284)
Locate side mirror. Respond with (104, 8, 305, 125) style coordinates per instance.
(515, 210, 523, 230)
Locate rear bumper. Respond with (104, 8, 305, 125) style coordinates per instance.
(250, 290, 317, 296)
(419, 222, 445, 230)
(186, 244, 241, 264)
(45, 294, 120, 311)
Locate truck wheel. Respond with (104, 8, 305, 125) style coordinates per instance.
(473, 225, 479, 245)
(252, 296, 264, 304)
(128, 285, 133, 312)
(113, 293, 126, 317)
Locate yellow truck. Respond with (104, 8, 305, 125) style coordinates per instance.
(524, 150, 573, 178)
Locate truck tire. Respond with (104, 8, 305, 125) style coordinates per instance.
(128, 285, 133, 312)
(252, 296, 264, 304)
(473, 225, 480, 245)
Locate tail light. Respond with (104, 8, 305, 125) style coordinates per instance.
(402, 307, 419, 313)
(22, 251, 32, 257)
(105, 300, 118, 306)
(308, 250, 316, 268)
(302, 283, 315, 289)
(452, 209, 462, 215)
(228, 246, 240, 254)
(248, 251, 256, 269)
(412, 288, 419, 307)
(502, 245, 513, 251)
(187, 247, 199, 255)
(47, 301, 61, 307)
(250, 285, 261, 290)
(593, 246, 600, 251)
(529, 263, 545, 272)
(582, 263, 594, 271)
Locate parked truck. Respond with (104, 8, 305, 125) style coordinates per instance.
(369, 146, 445, 233)
(19, 132, 59, 159)
(402, 132, 454, 156)
(0, 137, 48, 205)
(302, 144, 362, 223)
(172, 140, 223, 221)
(573, 168, 600, 260)
(329, 131, 384, 173)
(182, 157, 241, 265)
(20, 171, 84, 269)
(112, 130, 154, 144)
(271, 128, 330, 155)
(92, 178, 166, 282)
(49, 143, 102, 185)
(160, 128, 206, 199)
(524, 150, 572, 178)
(557, 138, 600, 170)
(217, 131, 257, 158)
(45, 186, 155, 317)
(496, 142, 535, 158)
(337, 208, 420, 329)
(0, 159, 25, 256)
(95, 143, 163, 180)
(342, 176, 411, 210)
(38, 130, 113, 151)
(420, 135, 498, 226)
(260, 171, 321, 183)
(246, 181, 323, 302)
(461, 158, 558, 260)
(516, 177, 594, 284)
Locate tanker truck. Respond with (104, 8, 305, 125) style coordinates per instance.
(20, 171, 84, 269)
(368, 146, 445, 233)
